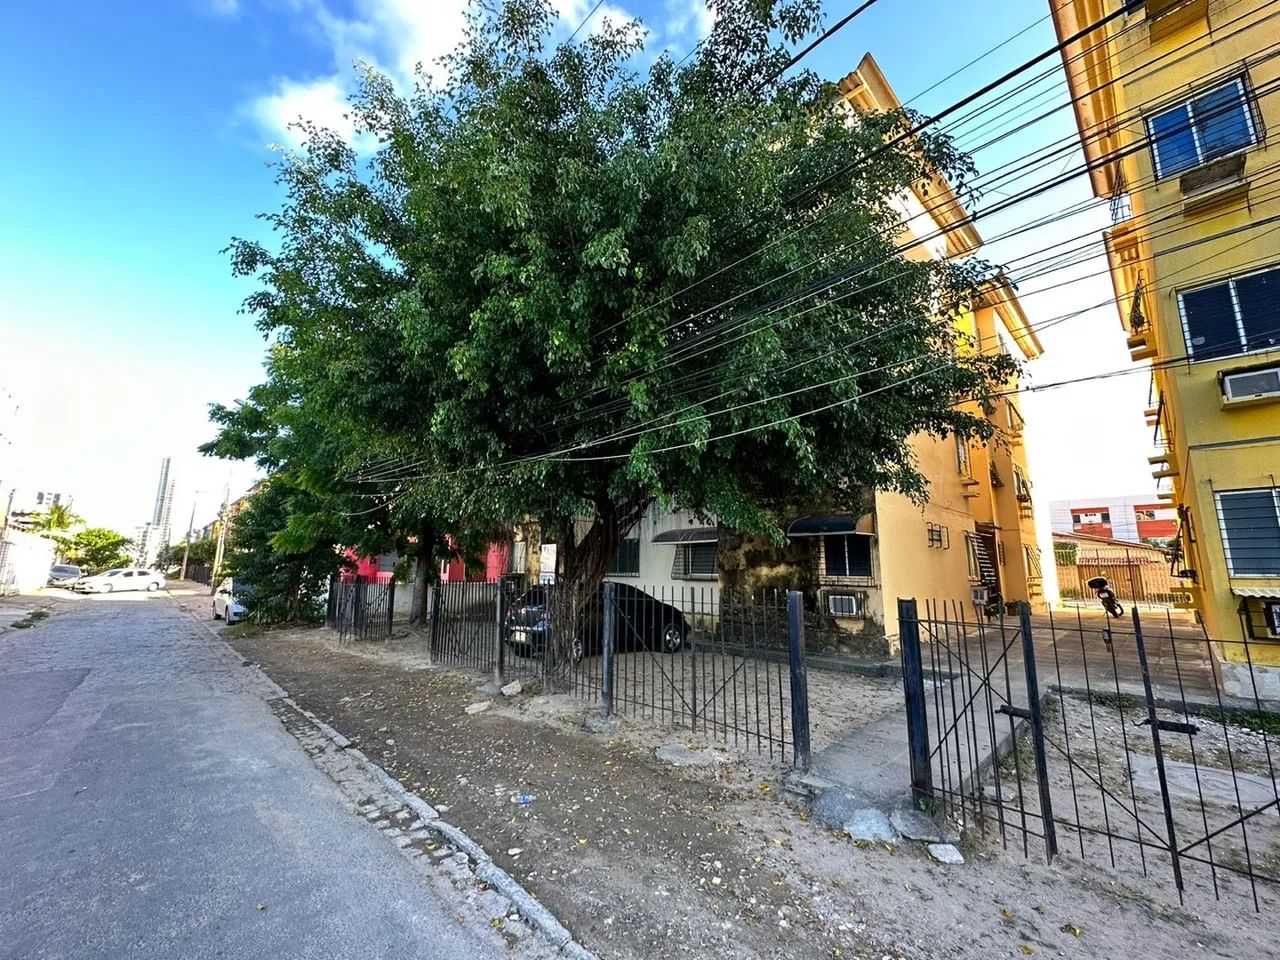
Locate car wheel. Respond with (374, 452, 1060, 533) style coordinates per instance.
(104, 584, 113, 594)
(661, 622, 685, 654)
(213, 603, 222, 620)
(226, 608, 236, 626)
(147, 582, 159, 592)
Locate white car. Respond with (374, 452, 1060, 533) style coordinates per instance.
(76, 568, 166, 594)
(212, 578, 247, 624)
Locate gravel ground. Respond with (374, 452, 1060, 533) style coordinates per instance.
(227, 623, 1279, 960)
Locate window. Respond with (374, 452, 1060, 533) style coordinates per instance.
(822, 535, 873, 579)
(1148, 78, 1256, 178)
(964, 534, 981, 580)
(1024, 545, 1043, 580)
(378, 552, 397, 573)
(610, 537, 640, 576)
(672, 543, 717, 580)
(1179, 265, 1280, 361)
(955, 436, 971, 477)
(926, 522, 949, 549)
(1013, 467, 1032, 502)
(1135, 509, 1157, 521)
(1216, 489, 1280, 576)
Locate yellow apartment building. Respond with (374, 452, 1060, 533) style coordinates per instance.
(1051, 0, 1280, 695)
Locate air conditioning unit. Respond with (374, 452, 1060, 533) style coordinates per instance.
(1221, 365, 1280, 406)
(971, 586, 989, 605)
(827, 593, 865, 618)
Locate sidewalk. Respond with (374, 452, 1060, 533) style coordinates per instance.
(225, 624, 1274, 960)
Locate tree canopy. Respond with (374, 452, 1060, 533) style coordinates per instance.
(209, 0, 1015, 598)
(66, 528, 134, 573)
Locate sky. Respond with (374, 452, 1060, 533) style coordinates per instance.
(0, 0, 1157, 538)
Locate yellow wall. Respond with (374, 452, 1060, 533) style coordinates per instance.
(875, 302, 1045, 638)
(1052, 0, 1280, 675)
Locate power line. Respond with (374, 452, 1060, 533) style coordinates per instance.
(759, 0, 888, 88)
(357, 194, 1280, 485)
(567, 0, 607, 42)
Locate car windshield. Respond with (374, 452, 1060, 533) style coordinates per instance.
(105, 570, 122, 577)
(52, 566, 79, 575)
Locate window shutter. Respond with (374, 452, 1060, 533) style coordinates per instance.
(1148, 104, 1197, 177)
(1192, 82, 1252, 161)
(823, 535, 848, 577)
(1181, 283, 1240, 359)
(1233, 268, 1280, 354)
(1219, 491, 1280, 576)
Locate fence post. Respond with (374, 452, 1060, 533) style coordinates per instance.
(786, 590, 811, 772)
(898, 598, 933, 806)
(1132, 606, 1183, 892)
(326, 573, 337, 627)
(1017, 602, 1058, 860)
(353, 578, 367, 639)
(493, 582, 507, 689)
(601, 581, 616, 715)
(387, 580, 396, 637)
(428, 583, 441, 659)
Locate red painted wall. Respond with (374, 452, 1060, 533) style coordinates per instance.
(442, 541, 512, 582)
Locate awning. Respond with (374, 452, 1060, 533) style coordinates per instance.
(652, 526, 718, 544)
(1232, 586, 1280, 599)
(785, 514, 876, 537)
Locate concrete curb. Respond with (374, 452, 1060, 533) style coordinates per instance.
(174, 598, 598, 960)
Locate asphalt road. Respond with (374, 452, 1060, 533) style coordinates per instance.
(0, 591, 534, 960)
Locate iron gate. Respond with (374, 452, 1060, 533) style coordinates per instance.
(427, 579, 811, 765)
(900, 597, 1280, 909)
(327, 576, 395, 643)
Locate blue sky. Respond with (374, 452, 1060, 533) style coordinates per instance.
(0, 0, 1155, 535)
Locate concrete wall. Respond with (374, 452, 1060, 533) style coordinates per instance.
(0, 531, 56, 596)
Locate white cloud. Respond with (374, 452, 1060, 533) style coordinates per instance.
(246, 0, 663, 150)
(664, 0, 714, 40)
(247, 0, 470, 149)
(207, 0, 240, 16)
(250, 76, 364, 150)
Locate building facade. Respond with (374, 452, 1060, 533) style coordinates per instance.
(1051, 0, 1280, 692)
(1049, 493, 1179, 542)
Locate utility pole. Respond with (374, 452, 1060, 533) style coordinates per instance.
(210, 481, 231, 588)
(1, 487, 14, 534)
(178, 497, 200, 581)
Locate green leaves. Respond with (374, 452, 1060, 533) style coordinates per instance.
(208, 0, 1018, 593)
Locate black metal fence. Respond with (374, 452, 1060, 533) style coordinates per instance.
(327, 575, 396, 643)
(428, 579, 811, 766)
(899, 597, 1280, 910)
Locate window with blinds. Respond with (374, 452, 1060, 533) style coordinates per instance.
(1216, 489, 1280, 576)
(822, 534, 873, 579)
(1179, 265, 1280, 361)
(672, 542, 717, 579)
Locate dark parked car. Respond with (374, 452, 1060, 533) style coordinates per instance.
(47, 564, 82, 587)
(504, 583, 688, 661)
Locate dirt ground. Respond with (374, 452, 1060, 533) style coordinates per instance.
(226, 624, 1279, 960)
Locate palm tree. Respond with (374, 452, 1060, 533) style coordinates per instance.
(31, 503, 82, 532)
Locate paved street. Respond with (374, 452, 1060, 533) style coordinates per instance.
(0, 592, 541, 960)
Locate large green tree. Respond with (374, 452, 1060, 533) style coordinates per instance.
(67, 528, 134, 573)
(215, 0, 1015, 646)
(220, 476, 344, 624)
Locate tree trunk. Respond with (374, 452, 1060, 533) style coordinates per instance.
(408, 521, 436, 626)
(545, 496, 652, 686)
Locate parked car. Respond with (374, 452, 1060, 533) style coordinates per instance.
(212, 578, 247, 624)
(504, 582, 688, 661)
(75, 568, 166, 594)
(47, 564, 83, 587)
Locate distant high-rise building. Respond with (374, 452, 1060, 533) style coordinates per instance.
(139, 458, 176, 567)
